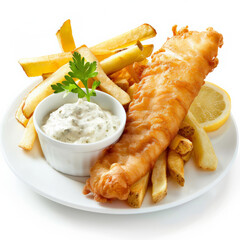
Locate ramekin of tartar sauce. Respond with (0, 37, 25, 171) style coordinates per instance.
(33, 91, 126, 176)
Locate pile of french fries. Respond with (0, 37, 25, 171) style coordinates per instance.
(128, 111, 218, 208)
(17, 20, 156, 150)
(16, 20, 218, 208)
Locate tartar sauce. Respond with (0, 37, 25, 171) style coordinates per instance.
(42, 99, 120, 144)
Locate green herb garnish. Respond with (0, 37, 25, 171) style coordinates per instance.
(51, 52, 100, 102)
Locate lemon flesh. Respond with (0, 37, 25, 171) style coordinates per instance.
(189, 82, 231, 132)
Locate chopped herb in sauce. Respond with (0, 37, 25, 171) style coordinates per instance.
(42, 99, 120, 144)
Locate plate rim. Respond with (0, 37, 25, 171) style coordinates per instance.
(0, 82, 239, 215)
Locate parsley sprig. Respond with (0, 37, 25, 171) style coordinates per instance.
(51, 52, 100, 102)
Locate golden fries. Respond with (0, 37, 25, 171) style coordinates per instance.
(126, 65, 141, 83)
(151, 151, 167, 203)
(19, 44, 152, 78)
(15, 100, 29, 127)
(127, 172, 150, 208)
(184, 112, 218, 171)
(19, 52, 73, 77)
(131, 61, 148, 81)
(22, 46, 131, 118)
(114, 79, 129, 91)
(127, 83, 138, 100)
(169, 134, 193, 155)
(93, 48, 124, 61)
(167, 149, 185, 187)
(179, 123, 195, 138)
(136, 44, 154, 61)
(110, 67, 135, 86)
(19, 51, 110, 77)
(91, 23, 156, 52)
(110, 58, 148, 89)
(181, 150, 192, 162)
(100, 43, 142, 75)
(56, 19, 76, 52)
(100, 43, 153, 75)
(18, 117, 37, 150)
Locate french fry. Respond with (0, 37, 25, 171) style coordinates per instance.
(91, 49, 117, 61)
(114, 79, 129, 91)
(40, 51, 118, 80)
(139, 59, 149, 65)
(110, 59, 148, 87)
(179, 124, 195, 138)
(127, 172, 150, 208)
(22, 46, 131, 118)
(169, 134, 193, 155)
(128, 61, 148, 84)
(110, 67, 135, 86)
(181, 150, 192, 162)
(100, 43, 153, 75)
(15, 100, 29, 127)
(167, 149, 185, 186)
(151, 151, 167, 203)
(127, 83, 138, 100)
(184, 112, 218, 171)
(100, 44, 143, 76)
(136, 44, 154, 61)
(126, 65, 141, 83)
(18, 117, 37, 150)
(91, 23, 156, 52)
(19, 23, 155, 77)
(19, 51, 103, 77)
(19, 44, 153, 78)
(19, 52, 73, 77)
(56, 19, 76, 52)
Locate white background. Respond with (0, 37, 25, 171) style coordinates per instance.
(0, 0, 239, 239)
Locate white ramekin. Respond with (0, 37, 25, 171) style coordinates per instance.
(33, 91, 126, 176)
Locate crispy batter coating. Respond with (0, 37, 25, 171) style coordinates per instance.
(83, 26, 223, 202)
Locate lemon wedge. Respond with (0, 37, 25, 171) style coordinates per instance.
(189, 81, 231, 132)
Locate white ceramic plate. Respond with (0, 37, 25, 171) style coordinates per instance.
(0, 83, 238, 214)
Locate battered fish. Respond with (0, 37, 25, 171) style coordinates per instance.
(83, 26, 223, 202)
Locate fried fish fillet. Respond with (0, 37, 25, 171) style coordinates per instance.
(83, 26, 223, 202)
